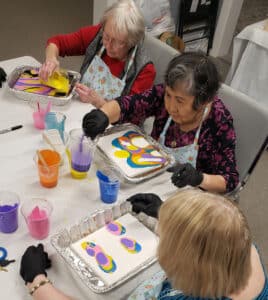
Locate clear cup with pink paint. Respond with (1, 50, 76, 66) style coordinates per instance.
(21, 198, 53, 240)
(30, 100, 52, 129)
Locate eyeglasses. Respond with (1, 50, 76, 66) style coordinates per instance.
(102, 31, 127, 49)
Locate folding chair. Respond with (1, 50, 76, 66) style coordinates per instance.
(219, 84, 268, 198)
(143, 33, 179, 84)
(142, 34, 179, 134)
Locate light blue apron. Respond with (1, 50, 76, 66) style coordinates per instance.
(159, 107, 208, 168)
(81, 45, 137, 100)
(128, 269, 183, 300)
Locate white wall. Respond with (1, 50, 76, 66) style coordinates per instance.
(93, 0, 116, 23)
(210, 0, 244, 57)
(92, 0, 244, 58)
(0, 0, 93, 66)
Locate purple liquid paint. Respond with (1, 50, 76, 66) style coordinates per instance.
(107, 223, 118, 231)
(0, 203, 19, 233)
(121, 238, 134, 248)
(71, 152, 91, 172)
(0, 204, 17, 212)
(96, 252, 108, 265)
(71, 135, 92, 172)
(87, 248, 95, 256)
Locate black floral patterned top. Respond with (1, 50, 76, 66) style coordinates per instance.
(115, 84, 239, 192)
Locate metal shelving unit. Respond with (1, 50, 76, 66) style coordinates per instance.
(176, 0, 219, 54)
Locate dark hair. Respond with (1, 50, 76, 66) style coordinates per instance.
(164, 52, 221, 110)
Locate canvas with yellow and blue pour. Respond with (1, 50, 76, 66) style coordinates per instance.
(71, 213, 158, 286)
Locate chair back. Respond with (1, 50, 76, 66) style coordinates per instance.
(143, 33, 178, 84)
(219, 84, 268, 190)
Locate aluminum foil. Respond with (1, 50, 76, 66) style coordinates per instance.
(7, 65, 81, 106)
(96, 123, 175, 183)
(50, 201, 158, 293)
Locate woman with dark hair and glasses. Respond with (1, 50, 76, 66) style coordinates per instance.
(39, 0, 156, 108)
(82, 52, 239, 193)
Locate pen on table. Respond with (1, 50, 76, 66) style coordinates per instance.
(0, 125, 23, 134)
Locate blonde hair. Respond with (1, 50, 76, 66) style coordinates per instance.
(158, 188, 252, 298)
(100, 0, 145, 47)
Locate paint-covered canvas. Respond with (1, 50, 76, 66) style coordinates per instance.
(97, 130, 167, 178)
(71, 213, 158, 286)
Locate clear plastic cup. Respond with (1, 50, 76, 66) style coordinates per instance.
(66, 129, 97, 179)
(21, 198, 52, 240)
(45, 112, 66, 142)
(0, 191, 20, 233)
(29, 100, 52, 130)
(35, 149, 61, 188)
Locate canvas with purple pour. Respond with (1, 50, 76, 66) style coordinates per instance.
(13, 68, 70, 97)
(50, 201, 158, 293)
(71, 213, 158, 286)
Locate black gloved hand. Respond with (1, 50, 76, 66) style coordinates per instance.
(167, 162, 204, 188)
(20, 244, 51, 284)
(126, 193, 163, 218)
(82, 109, 109, 140)
(0, 67, 7, 88)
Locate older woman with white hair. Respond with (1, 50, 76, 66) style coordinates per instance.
(39, 0, 156, 108)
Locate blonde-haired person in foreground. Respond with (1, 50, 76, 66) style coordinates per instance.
(127, 190, 267, 300)
(19, 190, 267, 299)
(39, 0, 155, 108)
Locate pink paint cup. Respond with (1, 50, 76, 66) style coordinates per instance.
(30, 100, 52, 129)
(33, 110, 47, 129)
(21, 198, 52, 240)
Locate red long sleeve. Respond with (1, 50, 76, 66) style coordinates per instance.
(47, 24, 156, 93)
(47, 24, 102, 57)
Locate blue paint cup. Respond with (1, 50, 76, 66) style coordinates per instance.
(0, 191, 20, 233)
(45, 112, 66, 142)
(96, 170, 120, 204)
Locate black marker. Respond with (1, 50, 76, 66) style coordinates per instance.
(0, 125, 23, 134)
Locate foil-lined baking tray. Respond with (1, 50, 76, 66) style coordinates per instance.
(7, 65, 81, 106)
(50, 201, 158, 293)
(96, 123, 175, 183)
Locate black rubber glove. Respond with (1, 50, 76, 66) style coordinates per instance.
(0, 67, 7, 88)
(126, 193, 163, 218)
(20, 244, 51, 284)
(167, 162, 204, 188)
(82, 109, 109, 140)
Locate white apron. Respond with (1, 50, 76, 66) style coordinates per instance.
(81, 45, 137, 100)
(159, 107, 208, 168)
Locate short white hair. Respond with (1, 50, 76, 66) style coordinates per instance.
(101, 0, 145, 47)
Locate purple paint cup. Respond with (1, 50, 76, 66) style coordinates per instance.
(67, 129, 97, 179)
(0, 191, 20, 233)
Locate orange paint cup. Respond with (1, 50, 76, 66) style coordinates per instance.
(36, 149, 61, 188)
